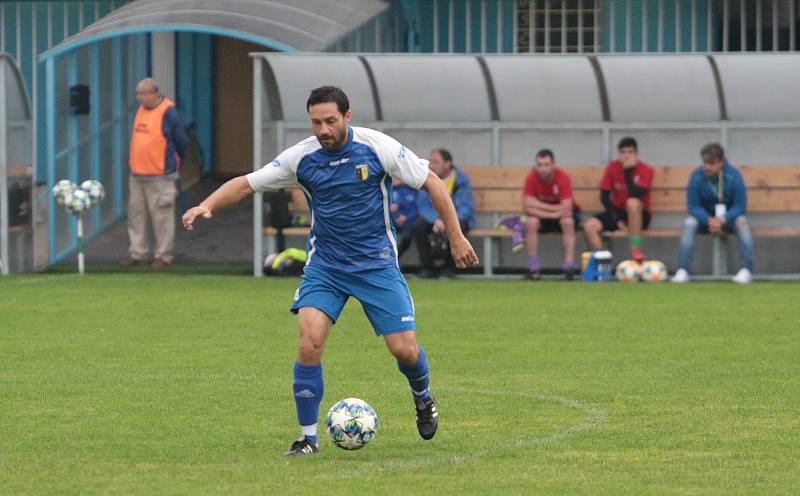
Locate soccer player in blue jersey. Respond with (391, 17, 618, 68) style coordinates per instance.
(182, 86, 479, 456)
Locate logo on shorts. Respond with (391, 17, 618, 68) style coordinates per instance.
(379, 247, 391, 258)
(355, 164, 369, 180)
(270, 159, 281, 168)
(294, 289, 300, 301)
(401, 316, 415, 322)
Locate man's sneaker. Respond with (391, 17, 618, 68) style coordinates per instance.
(416, 268, 438, 279)
(524, 269, 541, 281)
(563, 267, 575, 281)
(631, 247, 646, 262)
(282, 436, 319, 456)
(415, 395, 439, 440)
(732, 268, 752, 284)
(671, 268, 690, 283)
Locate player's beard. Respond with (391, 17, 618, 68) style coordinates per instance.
(317, 126, 347, 151)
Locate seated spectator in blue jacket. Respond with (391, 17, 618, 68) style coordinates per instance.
(414, 148, 475, 278)
(391, 178, 418, 259)
(671, 143, 753, 284)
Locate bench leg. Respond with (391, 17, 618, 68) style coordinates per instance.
(712, 235, 728, 277)
(483, 237, 493, 277)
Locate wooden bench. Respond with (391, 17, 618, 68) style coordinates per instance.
(463, 165, 800, 275)
(262, 165, 800, 276)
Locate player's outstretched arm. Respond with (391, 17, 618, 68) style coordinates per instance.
(421, 171, 479, 269)
(182, 176, 254, 230)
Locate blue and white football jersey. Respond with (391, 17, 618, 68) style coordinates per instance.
(246, 127, 430, 271)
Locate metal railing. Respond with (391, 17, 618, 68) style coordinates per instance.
(352, 0, 799, 54)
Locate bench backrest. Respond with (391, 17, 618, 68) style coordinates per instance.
(462, 165, 800, 214)
(279, 165, 800, 215)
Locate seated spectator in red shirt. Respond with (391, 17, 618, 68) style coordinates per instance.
(521, 149, 581, 280)
(583, 137, 654, 262)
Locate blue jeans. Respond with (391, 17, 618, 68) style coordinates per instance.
(677, 215, 753, 271)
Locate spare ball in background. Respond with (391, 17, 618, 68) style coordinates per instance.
(615, 259, 642, 283)
(52, 180, 77, 205)
(80, 180, 105, 206)
(65, 189, 91, 214)
(640, 260, 668, 283)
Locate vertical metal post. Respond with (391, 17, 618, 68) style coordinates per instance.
(609, 0, 615, 52)
(46, 57, 56, 264)
(625, 0, 632, 53)
(772, 0, 779, 51)
(512, 0, 518, 53)
(676, 0, 682, 51)
(578, 0, 584, 52)
(112, 37, 123, 217)
(658, 0, 664, 52)
(496, 0, 503, 52)
(466, 0, 472, 52)
(0, 57, 8, 274)
(691, 0, 697, 52)
(433, 0, 439, 52)
(642, 0, 648, 52)
(756, 0, 762, 51)
(562, 0, 567, 53)
(740, 0, 746, 51)
(449, 0, 455, 52)
(531, 0, 537, 53)
(593, 0, 599, 53)
(68, 53, 78, 249)
(791, 0, 796, 51)
(481, 0, 487, 53)
(252, 57, 263, 277)
(707, 0, 713, 51)
(544, 0, 550, 53)
(723, 0, 730, 51)
(90, 44, 101, 230)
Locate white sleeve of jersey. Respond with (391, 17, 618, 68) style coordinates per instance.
(356, 128, 430, 189)
(245, 139, 313, 192)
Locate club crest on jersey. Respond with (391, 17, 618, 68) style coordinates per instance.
(355, 164, 369, 180)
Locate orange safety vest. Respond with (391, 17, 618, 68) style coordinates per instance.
(129, 97, 178, 176)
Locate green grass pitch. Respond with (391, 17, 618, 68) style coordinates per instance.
(1, 274, 798, 494)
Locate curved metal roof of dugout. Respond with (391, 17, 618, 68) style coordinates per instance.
(39, 0, 388, 60)
(256, 52, 800, 125)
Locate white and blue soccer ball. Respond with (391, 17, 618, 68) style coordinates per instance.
(80, 180, 105, 206)
(615, 259, 642, 283)
(65, 189, 92, 214)
(325, 398, 378, 450)
(52, 179, 77, 205)
(640, 260, 668, 283)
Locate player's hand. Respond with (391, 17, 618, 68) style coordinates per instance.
(708, 217, 723, 235)
(182, 205, 212, 231)
(449, 234, 479, 269)
(432, 219, 445, 234)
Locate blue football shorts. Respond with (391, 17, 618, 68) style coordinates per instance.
(290, 264, 416, 335)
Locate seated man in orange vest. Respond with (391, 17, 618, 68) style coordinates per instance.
(120, 78, 187, 268)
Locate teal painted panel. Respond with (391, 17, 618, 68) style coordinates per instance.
(2, 3, 17, 59)
(82, 1, 96, 26)
(501, 0, 513, 53)
(66, 0, 80, 37)
(603, 0, 713, 53)
(418, 0, 434, 52)
(18, 1, 33, 90)
(50, 2, 65, 46)
(484, 0, 498, 53)
(450, 0, 466, 52)
(194, 33, 214, 173)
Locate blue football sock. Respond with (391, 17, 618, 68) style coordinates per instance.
(397, 345, 431, 400)
(293, 362, 323, 442)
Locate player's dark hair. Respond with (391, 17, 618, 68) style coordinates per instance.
(306, 86, 350, 114)
(432, 148, 453, 164)
(701, 142, 725, 163)
(536, 148, 555, 160)
(617, 137, 638, 151)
